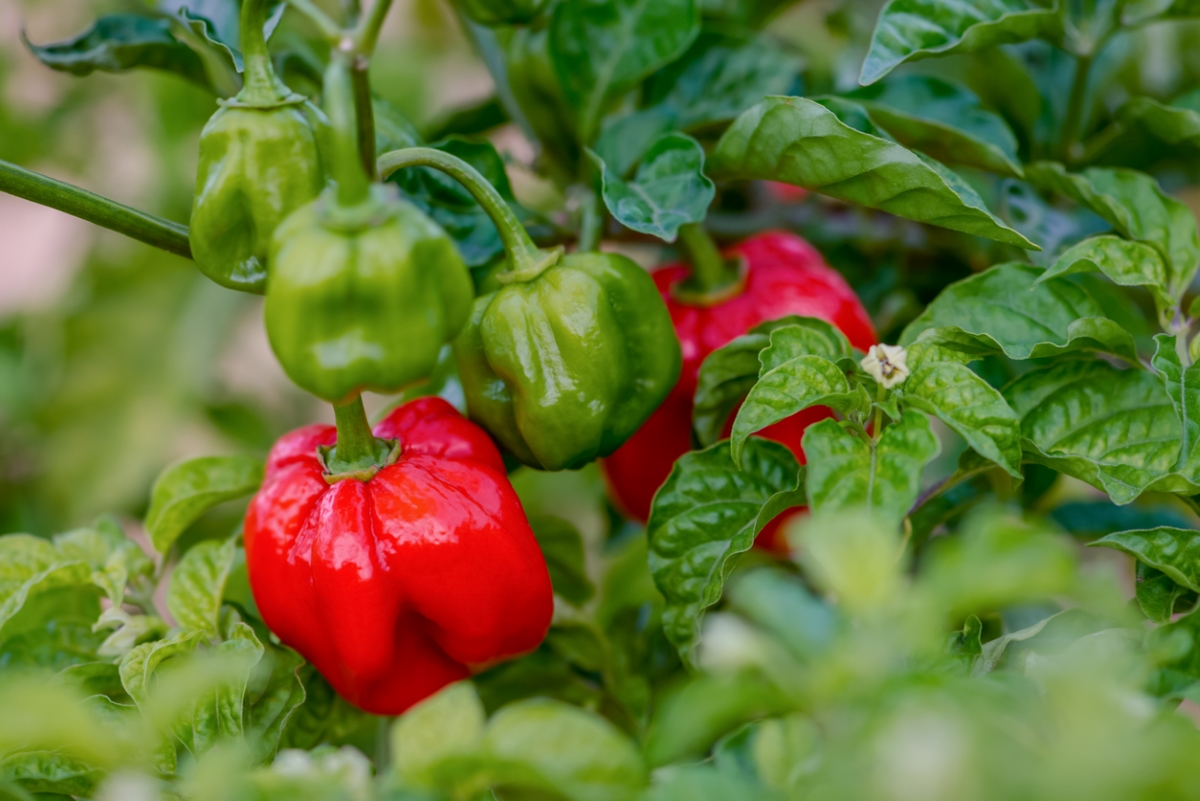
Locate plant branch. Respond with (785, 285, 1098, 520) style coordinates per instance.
(677, 223, 739, 295)
(354, 0, 395, 57)
(0, 160, 192, 259)
(286, 0, 342, 40)
(1060, 53, 1094, 162)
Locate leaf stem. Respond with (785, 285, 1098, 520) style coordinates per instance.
(578, 185, 603, 252)
(677, 223, 739, 295)
(354, 0, 395, 58)
(285, 0, 343, 40)
(0, 160, 192, 259)
(378, 147, 553, 277)
(1061, 53, 1094, 162)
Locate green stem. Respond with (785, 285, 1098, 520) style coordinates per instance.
(1060, 53, 1094, 161)
(326, 55, 372, 208)
(286, 0, 343, 41)
(332, 396, 381, 467)
(578, 186, 603, 253)
(351, 57, 378, 180)
(378, 147, 551, 275)
(1071, 120, 1126, 167)
(0, 160, 191, 258)
(238, 0, 289, 104)
(677, 223, 737, 294)
(354, 0, 395, 58)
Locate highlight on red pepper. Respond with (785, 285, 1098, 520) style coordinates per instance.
(601, 229, 876, 551)
(244, 397, 554, 715)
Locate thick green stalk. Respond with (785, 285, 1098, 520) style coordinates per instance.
(378, 147, 552, 276)
(326, 56, 372, 208)
(354, 0, 396, 58)
(351, 58, 378, 180)
(238, 0, 290, 105)
(677, 223, 738, 295)
(327, 396, 393, 478)
(0, 160, 191, 259)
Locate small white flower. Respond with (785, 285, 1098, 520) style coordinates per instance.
(861, 344, 909, 389)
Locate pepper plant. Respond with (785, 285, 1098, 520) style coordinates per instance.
(6, 0, 1200, 798)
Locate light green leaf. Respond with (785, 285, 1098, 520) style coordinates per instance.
(1119, 93, 1200, 148)
(647, 439, 805, 666)
(730, 353, 868, 467)
(903, 360, 1022, 478)
(592, 133, 715, 242)
(1092, 527, 1200, 592)
(694, 317, 850, 448)
(844, 74, 1022, 176)
(482, 698, 648, 799)
(550, 0, 700, 141)
(1037, 235, 1173, 314)
(167, 535, 240, 636)
(529, 516, 595, 607)
(802, 411, 941, 525)
(899, 262, 1138, 362)
(181, 621, 262, 755)
(0, 751, 101, 797)
(709, 97, 1037, 248)
(1152, 334, 1200, 476)
(245, 640, 306, 761)
(119, 631, 205, 707)
(0, 534, 94, 644)
(1003, 359, 1188, 504)
(144, 455, 263, 554)
(1025, 163, 1200, 299)
(859, 0, 1061, 86)
(393, 682, 486, 788)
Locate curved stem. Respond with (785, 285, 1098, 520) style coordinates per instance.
(577, 186, 603, 253)
(238, 0, 289, 104)
(326, 56, 372, 208)
(378, 147, 547, 274)
(0, 160, 191, 259)
(677, 223, 738, 294)
(354, 0, 395, 58)
(286, 0, 342, 40)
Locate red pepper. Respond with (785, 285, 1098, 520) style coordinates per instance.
(601, 232, 876, 551)
(244, 397, 553, 715)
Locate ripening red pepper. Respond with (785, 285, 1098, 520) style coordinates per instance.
(601, 231, 876, 552)
(244, 397, 553, 715)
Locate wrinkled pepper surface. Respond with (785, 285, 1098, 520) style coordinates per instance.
(602, 231, 876, 549)
(189, 0, 323, 293)
(244, 397, 554, 715)
(265, 60, 474, 404)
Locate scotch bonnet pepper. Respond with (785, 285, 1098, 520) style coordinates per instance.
(602, 231, 876, 548)
(244, 397, 553, 714)
(265, 62, 473, 404)
(189, 0, 323, 293)
(378, 148, 681, 471)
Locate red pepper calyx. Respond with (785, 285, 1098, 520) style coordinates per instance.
(318, 438, 401, 484)
(670, 255, 748, 307)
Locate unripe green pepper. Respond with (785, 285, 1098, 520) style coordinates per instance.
(377, 148, 681, 471)
(189, 0, 323, 293)
(458, 0, 550, 25)
(266, 60, 473, 405)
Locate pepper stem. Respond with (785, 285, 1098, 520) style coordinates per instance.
(377, 147, 555, 278)
(326, 54, 372, 208)
(237, 0, 291, 106)
(677, 223, 739, 295)
(326, 395, 393, 478)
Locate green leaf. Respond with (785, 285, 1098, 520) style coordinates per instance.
(482, 698, 648, 798)
(802, 411, 941, 525)
(1119, 94, 1200, 149)
(902, 358, 1022, 478)
(22, 14, 212, 90)
(647, 440, 805, 667)
(245, 642, 306, 761)
(529, 516, 596, 607)
(899, 263, 1138, 362)
(179, 621, 263, 755)
(1135, 563, 1197, 624)
(1003, 359, 1187, 504)
(1151, 334, 1200, 476)
(730, 354, 869, 467)
(167, 536, 240, 636)
(392, 682, 486, 788)
(1025, 163, 1200, 299)
(0, 751, 101, 798)
(725, 569, 837, 661)
(1091, 527, 1200, 593)
(550, 0, 700, 141)
(844, 75, 1022, 176)
(144, 455, 263, 554)
(592, 133, 714, 242)
(0, 535, 94, 645)
(860, 0, 1062, 86)
(709, 97, 1037, 248)
(1037, 235, 1173, 314)
(694, 317, 850, 448)
(119, 631, 205, 708)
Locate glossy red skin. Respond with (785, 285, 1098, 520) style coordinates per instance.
(601, 232, 876, 550)
(244, 397, 553, 715)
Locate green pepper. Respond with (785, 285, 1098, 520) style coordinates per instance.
(265, 60, 473, 405)
(458, 0, 550, 25)
(189, 0, 323, 293)
(378, 149, 681, 471)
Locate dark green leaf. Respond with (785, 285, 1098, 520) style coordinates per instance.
(550, 0, 700, 141)
(860, 0, 1062, 85)
(802, 411, 940, 525)
(592, 133, 714, 242)
(698, 0, 796, 25)
(844, 75, 1022, 176)
(1119, 93, 1200, 149)
(245, 642, 306, 761)
(647, 440, 805, 666)
(709, 97, 1037, 248)
(997, 179, 1111, 266)
(1038, 235, 1173, 314)
(1135, 563, 1197, 624)
(144, 455, 263, 554)
(529, 516, 596, 607)
(1091, 526, 1200, 593)
(1152, 334, 1200, 476)
(899, 263, 1138, 362)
